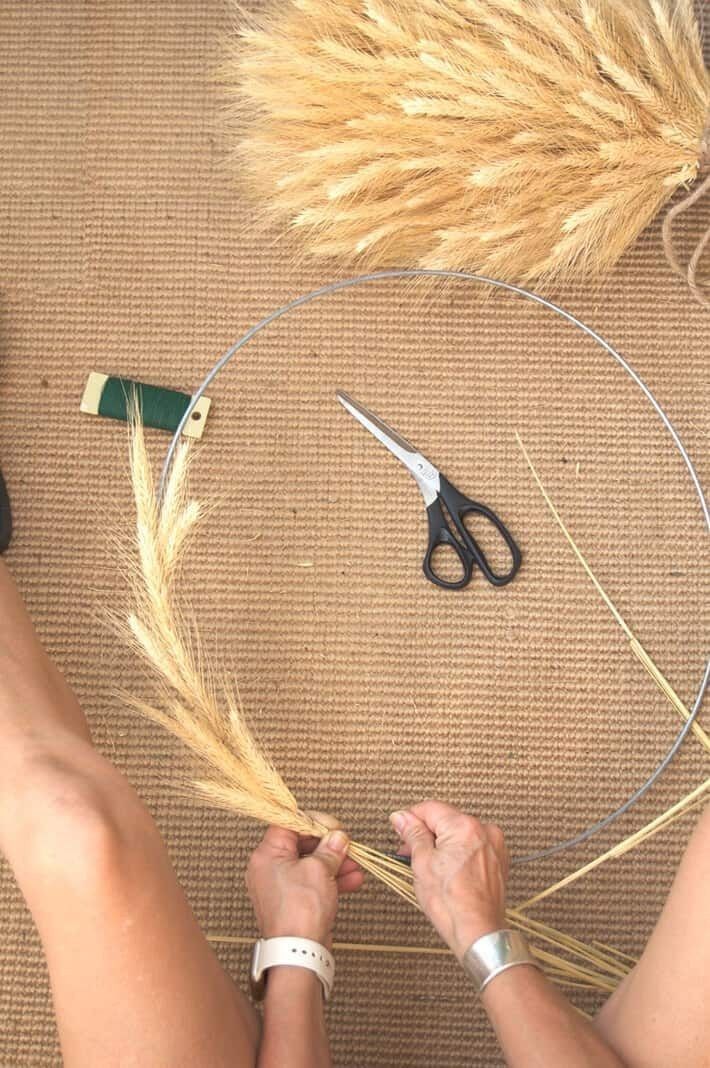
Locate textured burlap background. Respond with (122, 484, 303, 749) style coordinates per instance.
(1, 3, 708, 1066)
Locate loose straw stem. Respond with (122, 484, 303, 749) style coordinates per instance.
(208, 933, 450, 955)
(207, 929, 625, 993)
(347, 842, 417, 906)
(507, 911, 628, 981)
(349, 843, 634, 991)
(629, 637, 710, 753)
(517, 777, 710, 910)
(205, 933, 608, 1001)
(206, 933, 618, 990)
(515, 433, 710, 754)
(591, 941, 638, 965)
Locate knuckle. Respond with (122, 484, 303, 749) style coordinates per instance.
(456, 815, 484, 845)
(486, 822, 505, 846)
(415, 799, 440, 822)
(247, 848, 268, 877)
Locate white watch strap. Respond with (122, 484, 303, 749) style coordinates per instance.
(462, 929, 540, 993)
(251, 937, 335, 1000)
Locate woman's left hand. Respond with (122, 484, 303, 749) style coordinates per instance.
(247, 826, 364, 947)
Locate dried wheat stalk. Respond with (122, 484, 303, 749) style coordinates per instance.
(123, 421, 707, 994)
(516, 432, 710, 754)
(122, 422, 639, 990)
(224, 0, 709, 285)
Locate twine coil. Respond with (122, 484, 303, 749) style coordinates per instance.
(662, 112, 710, 307)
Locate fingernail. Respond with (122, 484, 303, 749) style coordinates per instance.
(390, 811, 406, 834)
(327, 830, 348, 852)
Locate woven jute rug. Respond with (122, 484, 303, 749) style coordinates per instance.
(0, 4, 708, 1066)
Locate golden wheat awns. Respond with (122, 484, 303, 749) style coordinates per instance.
(225, 0, 709, 284)
(126, 420, 327, 837)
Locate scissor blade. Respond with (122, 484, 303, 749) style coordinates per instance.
(336, 390, 441, 505)
(336, 390, 419, 465)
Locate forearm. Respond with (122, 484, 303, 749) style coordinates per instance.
(481, 965, 626, 1068)
(257, 967, 331, 1068)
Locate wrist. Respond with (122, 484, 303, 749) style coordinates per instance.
(264, 964, 323, 1000)
(251, 937, 336, 1002)
(462, 929, 541, 994)
(261, 920, 333, 946)
(451, 915, 505, 962)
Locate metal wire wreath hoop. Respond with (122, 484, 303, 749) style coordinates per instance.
(158, 268, 709, 863)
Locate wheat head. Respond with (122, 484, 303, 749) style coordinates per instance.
(224, 0, 709, 284)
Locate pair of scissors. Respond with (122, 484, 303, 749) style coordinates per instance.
(336, 391, 521, 591)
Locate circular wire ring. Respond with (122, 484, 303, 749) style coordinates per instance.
(159, 268, 709, 863)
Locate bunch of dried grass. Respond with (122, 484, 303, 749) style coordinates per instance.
(224, 0, 709, 285)
(122, 420, 709, 995)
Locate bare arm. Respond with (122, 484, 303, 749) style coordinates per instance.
(594, 802, 710, 1067)
(391, 802, 625, 1068)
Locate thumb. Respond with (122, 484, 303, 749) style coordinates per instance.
(390, 810, 434, 862)
(312, 830, 350, 877)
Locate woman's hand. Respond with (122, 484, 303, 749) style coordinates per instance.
(390, 800, 509, 961)
(246, 826, 364, 947)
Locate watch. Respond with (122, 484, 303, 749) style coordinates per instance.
(249, 937, 335, 1001)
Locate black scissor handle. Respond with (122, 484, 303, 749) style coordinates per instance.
(438, 475, 521, 587)
(423, 496, 474, 590)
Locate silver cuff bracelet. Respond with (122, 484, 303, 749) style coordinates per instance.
(462, 929, 540, 994)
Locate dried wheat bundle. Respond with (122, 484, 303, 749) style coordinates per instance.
(122, 422, 639, 990)
(121, 420, 709, 995)
(123, 422, 708, 978)
(225, 0, 710, 289)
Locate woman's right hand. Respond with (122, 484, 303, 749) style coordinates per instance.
(390, 800, 509, 961)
